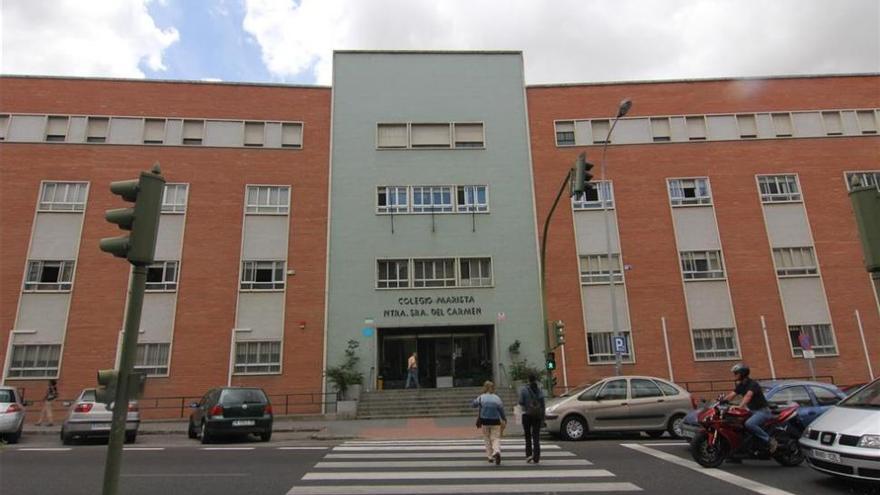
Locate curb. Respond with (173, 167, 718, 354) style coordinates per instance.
(23, 426, 324, 436)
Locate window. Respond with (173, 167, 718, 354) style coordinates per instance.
(45, 116, 68, 141)
(7, 344, 61, 378)
(281, 123, 303, 148)
(143, 119, 165, 144)
(845, 171, 880, 191)
(39, 182, 87, 211)
(86, 117, 109, 143)
(377, 124, 408, 148)
(411, 186, 453, 213)
(769, 386, 812, 407)
(631, 379, 663, 398)
(773, 247, 818, 276)
(555, 121, 575, 146)
(587, 331, 633, 364)
(245, 185, 290, 214)
(377, 186, 409, 213)
(579, 254, 623, 284)
(182, 120, 204, 145)
(134, 343, 170, 376)
(692, 328, 740, 360)
(161, 183, 188, 213)
(737, 114, 758, 138)
(234, 341, 281, 374)
(453, 123, 484, 148)
(240, 261, 285, 290)
(572, 181, 613, 209)
(857, 110, 878, 134)
(598, 379, 628, 400)
(772, 113, 793, 137)
(244, 122, 265, 147)
(146, 261, 179, 291)
(810, 386, 841, 406)
(410, 123, 450, 148)
(24, 260, 74, 291)
(0, 114, 9, 140)
(758, 175, 801, 203)
(822, 111, 843, 136)
(654, 380, 681, 396)
(789, 324, 837, 357)
(413, 258, 456, 288)
(668, 178, 712, 206)
(591, 120, 610, 144)
(459, 258, 492, 287)
(686, 116, 707, 140)
(650, 117, 671, 142)
(680, 251, 724, 280)
(457, 185, 488, 212)
(377, 260, 409, 288)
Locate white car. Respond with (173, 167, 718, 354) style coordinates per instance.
(60, 388, 140, 445)
(0, 386, 27, 443)
(800, 378, 880, 481)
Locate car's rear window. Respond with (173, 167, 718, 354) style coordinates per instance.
(653, 380, 680, 396)
(81, 390, 97, 402)
(220, 388, 267, 404)
(0, 390, 15, 403)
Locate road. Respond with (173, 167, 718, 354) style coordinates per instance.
(2, 433, 878, 494)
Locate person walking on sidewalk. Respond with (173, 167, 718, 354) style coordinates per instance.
(36, 379, 58, 426)
(519, 373, 546, 464)
(405, 352, 419, 389)
(472, 380, 507, 465)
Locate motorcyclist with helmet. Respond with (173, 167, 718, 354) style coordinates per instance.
(722, 363, 778, 454)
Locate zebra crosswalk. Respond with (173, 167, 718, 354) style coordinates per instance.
(285, 439, 642, 494)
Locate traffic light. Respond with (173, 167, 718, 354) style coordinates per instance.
(96, 369, 118, 406)
(553, 320, 566, 347)
(571, 152, 595, 196)
(129, 371, 146, 400)
(546, 352, 557, 371)
(99, 164, 166, 265)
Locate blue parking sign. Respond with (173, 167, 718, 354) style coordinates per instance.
(613, 336, 627, 354)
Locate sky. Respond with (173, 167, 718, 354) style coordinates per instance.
(2, 0, 878, 86)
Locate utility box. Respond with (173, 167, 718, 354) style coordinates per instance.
(849, 182, 880, 273)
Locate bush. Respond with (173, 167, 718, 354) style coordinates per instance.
(325, 340, 363, 397)
(508, 358, 543, 382)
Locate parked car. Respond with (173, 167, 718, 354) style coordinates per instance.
(544, 376, 694, 441)
(60, 388, 140, 445)
(800, 377, 880, 481)
(0, 386, 27, 443)
(680, 380, 847, 441)
(188, 387, 273, 444)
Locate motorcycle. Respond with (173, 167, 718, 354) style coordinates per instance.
(690, 400, 805, 468)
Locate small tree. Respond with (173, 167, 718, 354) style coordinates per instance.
(508, 357, 542, 382)
(325, 339, 364, 398)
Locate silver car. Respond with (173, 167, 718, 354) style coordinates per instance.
(0, 386, 27, 443)
(60, 388, 140, 445)
(544, 375, 694, 441)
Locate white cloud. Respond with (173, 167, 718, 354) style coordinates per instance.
(1, 0, 179, 78)
(242, 0, 880, 85)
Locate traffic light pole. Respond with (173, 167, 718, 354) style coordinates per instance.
(102, 264, 147, 495)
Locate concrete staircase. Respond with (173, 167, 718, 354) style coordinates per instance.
(357, 386, 520, 419)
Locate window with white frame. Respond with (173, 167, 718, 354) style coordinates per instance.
(86, 117, 109, 143)
(161, 183, 188, 213)
(668, 178, 712, 206)
(7, 344, 61, 378)
(182, 119, 204, 145)
(146, 261, 179, 291)
(579, 254, 623, 284)
(788, 324, 837, 357)
(45, 116, 68, 141)
(240, 261, 285, 290)
(24, 260, 74, 291)
(377, 186, 409, 213)
(234, 340, 281, 374)
(737, 114, 758, 138)
(686, 116, 707, 140)
(456, 185, 488, 212)
(377, 124, 408, 148)
(134, 343, 170, 376)
(591, 120, 610, 144)
(587, 331, 633, 364)
(412, 186, 453, 213)
(650, 117, 671, 142)
(377, 259, 409, 288)
(459, 258, 492, 287)
(281, 123, 303, 148)
(772, 113, 793, 137)
(245, 185, 290, 214)
(773, 247, 818, 276)
(680, 251, 725, 280)
(555, 121, 575, 146)
(411, 124, 451, 148)
(758, 175, 801, 203)
(857, 110, 878, 134)
(822, 111, 844, 136)
(572, 181, 613, 210)
(692, 328, 740, 360)
(39, 182, 88, 211)
(0, 114, 9, 141)
(413, 258, 456, 288)
(143, 118, 165, 144)
(244, 121, 265, 147)
(453, 123, 484, 148)
(845, 171, 880, 191)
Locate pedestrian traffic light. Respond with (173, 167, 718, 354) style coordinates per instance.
(553, 320, 566, 347)
(99, 164, 166, 266)
(571, 152, 595, 196)
(546, 352, 557, 371)
(96, 369, 118, 406)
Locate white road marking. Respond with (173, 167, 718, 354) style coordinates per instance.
(638, 442, 689, 446)
(277, 447, 329, 450)
(324, 451, 576, 459)
(333, 445, 561, 451)
(622, 443, 797, 495)
(287, 482, 642, 494)
(302, 469, 614, 480)
(344, 440, 529, 445)
(121, 473, 250, 478)
(123, 447, 165, 451)
(201, 447, 255, 451)
(16, 448, 72, 452)
(314, 459, 592, 468)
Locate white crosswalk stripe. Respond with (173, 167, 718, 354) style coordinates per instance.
(286, 439, 642, 494)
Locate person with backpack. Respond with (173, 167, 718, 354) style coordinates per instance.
(518, 373, 546, 464)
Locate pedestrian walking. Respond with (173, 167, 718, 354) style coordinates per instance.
(36, 379, 58, 426)
(405, 352, 419, 389)
(472, 380, 507, 465)
(519, 373, 546, 464)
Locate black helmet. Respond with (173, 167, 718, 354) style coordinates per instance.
(731, 363, 750, 377)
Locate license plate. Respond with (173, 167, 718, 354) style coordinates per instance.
(91, 424, 111, 431)
(813, 449, 841, 463)
(232, 420, 255, 427)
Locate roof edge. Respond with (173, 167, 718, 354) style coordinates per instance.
(526, 72, 880, 89)
(334, 49, 522, 55)
(0, 74, 331, 90)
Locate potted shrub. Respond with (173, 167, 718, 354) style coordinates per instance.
(325, 340, 364, 418)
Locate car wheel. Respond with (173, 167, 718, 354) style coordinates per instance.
(560, 416, 587, 441)
(259, 429, 272, 442)
(200, 421, 211, 445)
(667, 414, 686, 439)
(7, 427, 22, 444)
(187, 420, 198, 439)
(125, 432, 137, 444)
(646, 430, 665, 439)
(61, 428, 74, 446)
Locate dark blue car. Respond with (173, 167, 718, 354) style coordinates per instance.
(680, 380, 846, 440)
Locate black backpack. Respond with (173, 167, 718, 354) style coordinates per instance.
(524, 386, 544, 418)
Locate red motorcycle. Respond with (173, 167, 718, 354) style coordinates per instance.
(691, 400, 805, 468)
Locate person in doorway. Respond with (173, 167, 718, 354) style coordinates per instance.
(472, 380, 507, 465)
(405, 352, 419, 389)
(36, 379, 58, 426)
(722, 363, 777, 454)
(519, 373, 546, 464)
